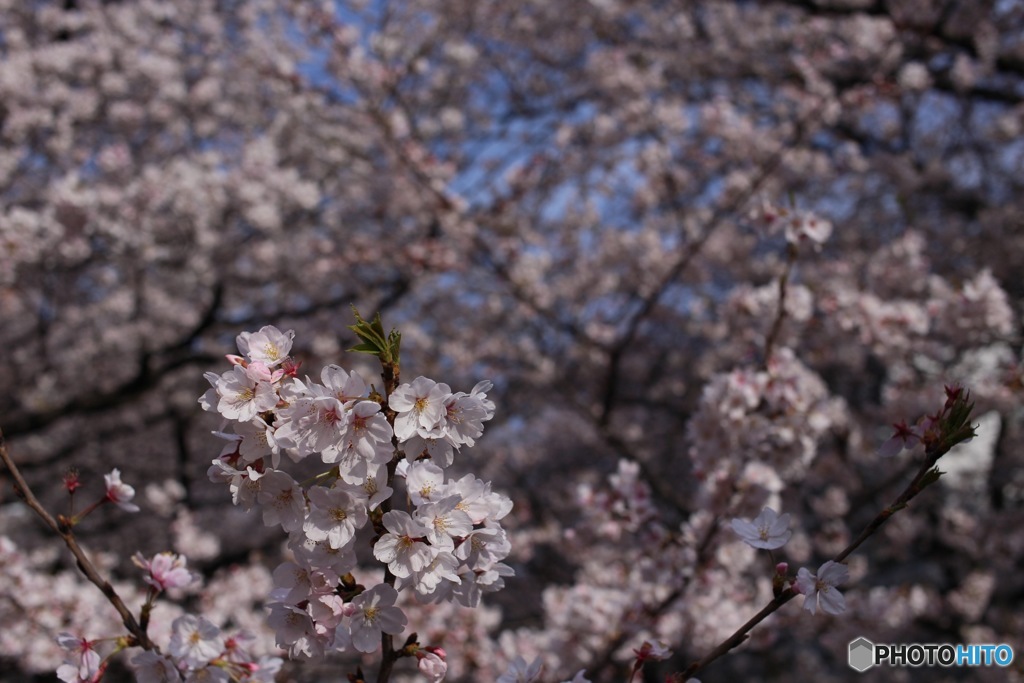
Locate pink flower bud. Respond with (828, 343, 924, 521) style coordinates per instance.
(63, 468, 82, 494)
(633, 640, 673, 663)
(416, 647, 447, 682)
(245, 361, 274, 382)
(104, 468, 139, 512)
(281, 358, 302, 378)
(133, 551, 197, 592)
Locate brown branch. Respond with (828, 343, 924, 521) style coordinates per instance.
(679, 589, 799, 679)
(590, 512, 724, 682)
(596, 117, 811, 428)
(762, 244, 797, 370)
(376, 341, 403, 683)
(2, 281, 224, 439)
(0, 428, 155, 651)
(677, 416, 967, 679)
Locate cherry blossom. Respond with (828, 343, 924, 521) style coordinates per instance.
(877, 420, 922, 458)
(128, 651, 179, 683)
(417, 647, 448, 682)
(730, 507, 792, 550)
(795, 561, 850, 616)
(302, 485, 368, 549)
(103, 468, 139, 513)
(347, 584, 407, 654)
(168, 615, 224, 668)
(133, 551, 197, 592)
(415, 496, 474, 549)
(373, 511, 435, 579)
(390, 377, 453, 441)
(498, 656, 544, 683)
(210, 366, 280, 423)
(633, 639, 673, 663)
(255, 470, 305, 533)
(0, 1, 1022, 681)
(406, 460, 447, 505)
(236, 326, 295, 367)
(55, 633, 101, 683)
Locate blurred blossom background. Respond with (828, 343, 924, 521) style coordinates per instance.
(1, 1, 1023, 681)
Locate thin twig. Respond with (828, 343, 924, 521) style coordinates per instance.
(677, 439, 957, 679)
(762, 244, 797, 370)
(0, 428, 154, 650)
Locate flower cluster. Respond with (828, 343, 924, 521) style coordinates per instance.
(198, 325, 512, 665)
(2, 0, 1021, 679)
(687, 349, 843, 483)
(877, 384, 977, 458)
(127, 615, 282, 683)
(51, 548, 281, 683)
(750, 198, 833, 247)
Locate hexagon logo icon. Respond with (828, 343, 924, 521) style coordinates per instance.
(849, 637, 875, 672)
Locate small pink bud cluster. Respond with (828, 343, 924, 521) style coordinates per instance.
(877, 384, 976, 457)
(58, 468, 141, 527)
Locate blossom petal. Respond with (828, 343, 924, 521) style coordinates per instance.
(819, 586, 847, 615)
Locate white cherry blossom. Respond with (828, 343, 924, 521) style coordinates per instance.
(347, 585, 407, 654)
(373, 511, 435, 578)
(302, 485, 367, 549)
(236, 326, 294, 367)
(795, 561, 850, 616)
(730, 507, 792, 550)
(168, 615, 223, 669)
(389, 377, 452, 441)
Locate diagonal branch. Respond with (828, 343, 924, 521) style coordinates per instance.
(0, 428, 155, 651)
